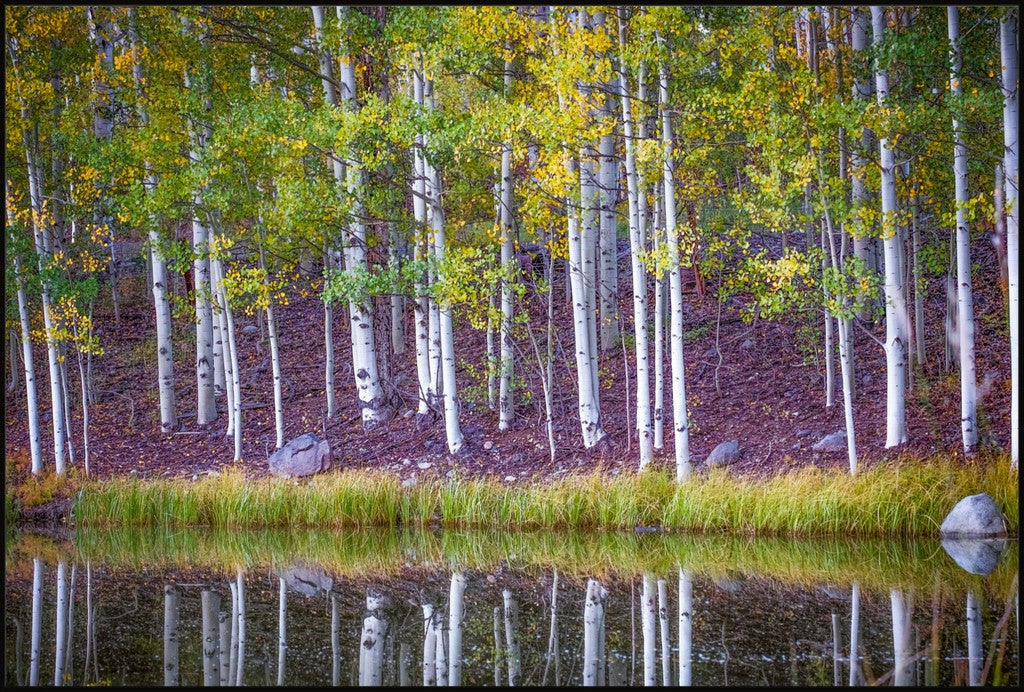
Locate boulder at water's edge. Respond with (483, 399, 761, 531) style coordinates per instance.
(268, 432, 332, 478)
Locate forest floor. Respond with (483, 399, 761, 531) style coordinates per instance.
(3, 233, 1013, 493)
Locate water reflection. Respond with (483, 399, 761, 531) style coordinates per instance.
(4, 529, 1018, 687)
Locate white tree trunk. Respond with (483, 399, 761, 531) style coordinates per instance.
(25, 134, 67, 473)
(871, 6, 908, 448)
(948, 7, 978, 455)
(658, 54, 692, 480)
(29, 557, 43, 687)
(499, 56, 516, 431)
(657, 578, 670, 685)
(583, 579, 607, 687)
(598, 78, 619, 352)
(53, 561, 68, 686)
(618, 10, 653, 471)
(890, 589, 913, 686)
(14, 254, 43, 473)
(849, 581, 860, 686)
(276, 578, 286, 686)
(543, 571, 560, 686)
(267, 302, 284, 449)
(213, 258, 242, 459)
(966, 588, 983, 686)
(448, 572, 466, 685)
(503, 589, 521, 686)
(679, 568, 693, 687)
(641, 574, 656, 686)
(182, 39, 217, 427)
(1001, 13, 1019, 469)
(433, 601, 448, 686)
(425, 78, 465, 454)
(359, 591, 386, 686)
(422, 604, 436, 686)
(201, 590, 221, 687)
(389, 223, 406, 355)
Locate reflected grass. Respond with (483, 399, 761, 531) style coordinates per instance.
(72, 454, 1018, 538)
(13, 525, 1017, 601)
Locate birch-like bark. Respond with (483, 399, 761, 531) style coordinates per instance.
(258, 238, 285, 449)
(53, 561, 67, 686)
(181, 19, 217, 426)
(890, 589, 914, 686)
(448, 572, 466, 685)
(30, 557, 43, 686)
(422, 604, 436, 686)
(201, 590, 221, 687)
(499, 54, 516, 431)
(128, 12, 177, 432)
(597, 26, 619, 351)
(331, 593, 341, 686)
(13, 252, 42, 473)
(1001, 13, 1019, 469)
(276, 578, 286, 686)
(967, 588, 982, 686)
(641, 574, 656, 686)
(212, 257, 242, 459)
(618, 8, 653, 470)
(871, 6, 908, 447)
(433, 602, 448, 686)
(359, 591, 386, 686)
(503, 589, 522, 686)
(849, 581, 861, 686)
(543, 571, 560, 686)
(679, 568, 693, 687)
(218, 607, 231, 686)
(851, 7, 875, 318)
(583, 578, 607, 687)
(948, 7, 978, 454)
(425, 77, 465, 453)
(389, 222, 406, 356)
(657, 578, 670, 685)
(411, 65, 438, 415)
(658, 48, 692, 480)
(228, 581, 239, 685)
(24, 126, 67, 473)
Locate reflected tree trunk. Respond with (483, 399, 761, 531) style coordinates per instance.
(583, 578, 607, 687)
(54, 561, 68, 686)
(219, 606, 230, 686)
(492, 606, 502, 686)
(201, 590, 221, 686)
(332, 593, 341, 687)
(64, 565, 76, 682)
(163, 587, 185, 690)
(14, 616, 24, 686)
(849, 581, 860, 686)
(360, 590, 387, 686)
(448, 572, 466, 685)
(277, 578, 286, 686)
(658, 579, 670, 685)
(679, 569, 693, 687)
(503, 589, 521, 686)
(832, 612, 842, 686)
(422, 603, 436, 686)
(399, 642, 410, 686)
(30, 557, 43, 687)
(543, 570, 560, 687)
(236, 570, 246, 686)
(967, 588, 982, 686)
(228, 581, 239, 686)
(890, 589, 914, 686)
(433, 600, 448, 686)
(641, 574, 656, 686)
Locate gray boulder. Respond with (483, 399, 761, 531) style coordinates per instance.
(811, 430, 846, 452)
(268, 433, 332, 478)
(276, 563, 334, 596)
(939, 493, 1008, 538)
(705, 441, 742, 467)
(940, 538, 1009, 576)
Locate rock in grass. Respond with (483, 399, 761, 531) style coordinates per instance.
(939, 493, 1008, 538)
(705, 441, 741, 467)
(811, 430, 846, 452)
(941, 538, 1008, 575)
(268, 433, 332, 479)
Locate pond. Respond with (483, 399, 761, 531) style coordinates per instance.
(3, 528, 1018, 687)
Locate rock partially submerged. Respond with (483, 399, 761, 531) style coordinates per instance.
(268, 433, 332, 478)
(276, 563, 334, 596)
(939, 493, 1008, 538)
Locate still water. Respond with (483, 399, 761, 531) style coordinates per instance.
(3, 528, 1018, 687)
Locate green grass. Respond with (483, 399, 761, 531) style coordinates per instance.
(70, 453, 1019, 538)
(9, 525, 1017, 601)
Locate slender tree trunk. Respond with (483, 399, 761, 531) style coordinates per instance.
(851, 8, 875, 319)
(871, 6, 908, 448)
(448, 572, 466, 685)
(201, 590, 221, 687)
(276, 578, 286, 686)
(912, 195, 926, 367)
(1000, 12, 1019, 469)
(499, 55, 516, 431)
(641, 574, 656, 686)
(543, 570, 560, 687)
(849, 581, 861, 686)
(14, 254, 43, 473)
(890, 589, 914, 686)
(583, 579, 607, 687)
(598, 58, 620, 352)
(658, 49, 692, 480)
(359, 591, 386, 686)
(967, 588, 983, 686)
(657, 578, 671, 685)
(54, 561, 68, 686)
(29, 557, 42, 687)
(389, 223, 406, 355)
(422, 604, 436, 686)
(948, 7, 978, 455)
(618, 9, 653, 471)
(679, 568, 693, 687)
(503, 589, 521, 686)
(259, 239, 285, 448)
(24, 127, 67, 473)
(822, 223, 835, 408)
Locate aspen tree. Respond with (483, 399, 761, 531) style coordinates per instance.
(499, 52, 516, 431)
(870, 6, 908, 448)
(1000, 11, 1019, 469)
(947, 7, 978, 455)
